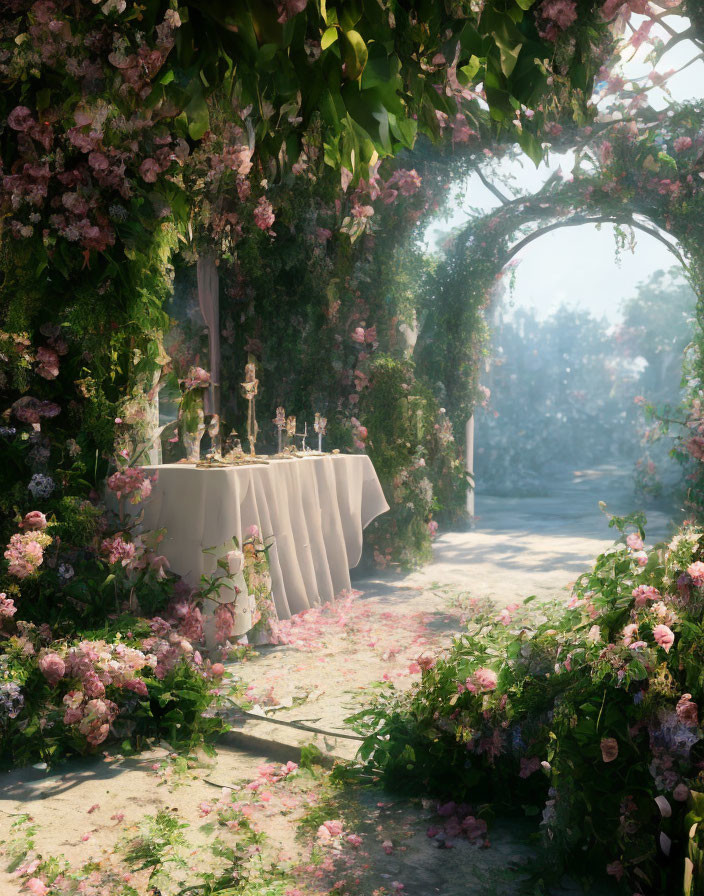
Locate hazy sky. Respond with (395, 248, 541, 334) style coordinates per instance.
(423, 11, 703, 324)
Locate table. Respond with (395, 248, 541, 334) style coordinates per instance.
(140, 455, 389, 628)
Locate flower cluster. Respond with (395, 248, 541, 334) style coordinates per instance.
(4, 530, 52, 579)
(106, 467, 153, 503)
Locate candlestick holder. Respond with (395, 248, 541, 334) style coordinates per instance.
(241, 363, 259, 456)
(274, 406, 286, 455)
(314, 413, 327, 453)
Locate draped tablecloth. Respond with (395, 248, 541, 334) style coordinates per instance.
(140, 455, 389, 622)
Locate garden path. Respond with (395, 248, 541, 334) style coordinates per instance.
(0, 465, 674, 895)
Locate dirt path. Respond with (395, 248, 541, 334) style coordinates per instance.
(0, 466, 672, 895)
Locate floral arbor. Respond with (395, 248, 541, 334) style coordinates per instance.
(3, 0, 704, 893)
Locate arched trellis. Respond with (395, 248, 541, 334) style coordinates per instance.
(414, 118, 704, 503)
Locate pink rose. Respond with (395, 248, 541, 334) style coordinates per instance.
(211, 662, 225, 677)
(653, 624, 675, 652)
(632, 584, 660, 607)
(626, 533, 643, 551)
(600, 737, 618, 762)
(473, 667, 498, 691)
(687, 561, 704, 586)
(21, 511, 48, 531)
(676, 693, 698, 726)
(38, 652, 65, 686)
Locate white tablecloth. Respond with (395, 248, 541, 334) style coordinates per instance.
(140, 455, 389, 620)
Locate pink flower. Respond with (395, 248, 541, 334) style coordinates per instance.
(393, 168, 422, 196)
(253, 197, 275, 232)
(20, 511, 48, 531)
(538, 0, 577, 38)
(5, 531, 50, 579)
(182, 366, 210, 390)
(673, 783, 690, 801)
(0, 593, 17, 622)
(8, 106, 35, 132)
(139, 158, 160, 183)
(25, 879, 49, 896)
(600, 737, 618, 762)
(632, 584, 660, 608)
(676, 693, 698, 726)
(473, 667, 498, 691)
(248, 524, 260, 538)
(346, 833, 363, 847)
(101, 534, 135, 566)
(214, 604, 236, 643)
(211, 662, 225, 677)
(36, 346, 60, 380)
(123, 678, 148, 697)
(605, 861, 623, 881)
(622, 623, 638, 646)
(107, 468, 152, 504)
(38, 652, 66, 686)
(674, 136, 693, 153)
(351, 327, 365, 343)
(428, 520, 439, 539)
(687, 561, 704, 586)
(629, 640, 648, 650)
(318, 819, 343, 838)
(653, 624, 675, 652)
(382, 839, 394, 854)
(626, 532, 643, 551)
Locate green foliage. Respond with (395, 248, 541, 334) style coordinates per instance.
(350, 520, 704, 894)
(360, 355, 467, 568)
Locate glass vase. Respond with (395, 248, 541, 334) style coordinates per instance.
(181, 391, 206, 463)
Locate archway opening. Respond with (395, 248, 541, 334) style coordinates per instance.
(473, 223, 696, 517)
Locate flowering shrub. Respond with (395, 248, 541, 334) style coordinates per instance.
(0, 621, 227, 769)
(351, 511, 704, 893)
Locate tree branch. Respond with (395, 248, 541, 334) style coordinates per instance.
(476, 167, 512, 205)
(502, 214, 689, 271)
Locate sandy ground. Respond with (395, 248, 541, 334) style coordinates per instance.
(0, 466, 674, 894)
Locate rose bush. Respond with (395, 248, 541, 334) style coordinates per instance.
(351, 510, 704, 892)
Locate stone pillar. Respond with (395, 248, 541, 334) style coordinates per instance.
(466, 416, 475, 517)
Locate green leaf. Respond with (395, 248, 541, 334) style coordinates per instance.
(321, 26, 338, 50)
(518, 128, 544, 165)
(459, 55, 481, 84)
(339, 0, 362, 31)
(184, 86, 210, 140)
(514, 0, 536, 7)
(341, 30, 368, 80)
